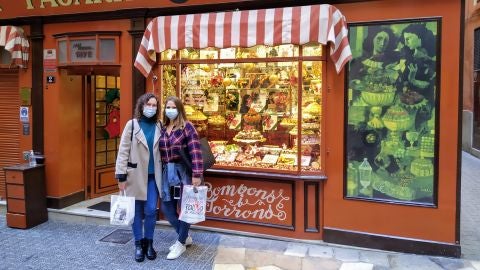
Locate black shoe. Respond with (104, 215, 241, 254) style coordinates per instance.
(145, 239, 157, 260)
(141, 238, 147, 254)
(134, 240, 145, 262)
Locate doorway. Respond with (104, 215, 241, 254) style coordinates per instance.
(84, 75, 121, 198)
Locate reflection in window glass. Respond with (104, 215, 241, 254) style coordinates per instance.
(99, 39, 116, 62)
(96, 102, 106, 114)
(96, 140, 106, 152)
(107, 151, 116, 164)
(96, 152, 106, 166)
(96, 89, 105, 101)
(58, 41, 67, 63)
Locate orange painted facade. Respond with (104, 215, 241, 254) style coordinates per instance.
(0, 0, 463, 256)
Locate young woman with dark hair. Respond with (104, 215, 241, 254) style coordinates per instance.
(115, 93, 163, 262)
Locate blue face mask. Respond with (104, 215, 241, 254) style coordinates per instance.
(165, 108, 179, 120)
(143, 107, 156, 118)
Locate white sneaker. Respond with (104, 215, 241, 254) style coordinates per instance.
(185, 235, 193, 246)
(169, 236, 192, 251)
(166, 241, 186, 260)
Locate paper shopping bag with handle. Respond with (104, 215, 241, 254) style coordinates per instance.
(179, 185, 207, 224)
(110, 191, 135, 226)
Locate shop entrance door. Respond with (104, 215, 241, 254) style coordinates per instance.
(84, 75, 121, 198)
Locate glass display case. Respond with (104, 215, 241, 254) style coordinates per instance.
(159, 44, 325, 174)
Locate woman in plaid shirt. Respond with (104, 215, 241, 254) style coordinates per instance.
(159, 96, 203, 260)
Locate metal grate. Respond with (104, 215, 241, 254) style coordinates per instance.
(99, 229, 132, 244)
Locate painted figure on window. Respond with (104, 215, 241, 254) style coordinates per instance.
(349, 26, 402, 93)
(400, 23, 436, 130)
(104, 88, 120, 139)
(347, 26, 401, 166)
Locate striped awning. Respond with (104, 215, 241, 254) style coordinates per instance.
(0, 26, 29, 68)
(134, 4, 352, 77)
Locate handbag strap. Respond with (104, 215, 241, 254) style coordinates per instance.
(125, 119, 135, 175)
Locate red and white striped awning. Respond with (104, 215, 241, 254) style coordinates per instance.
(134, 4, 352, 77)
(0, 26, 29, 68)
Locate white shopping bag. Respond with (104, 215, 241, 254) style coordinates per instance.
(110, 191, 135, 226)
(179, 185, 207, 224)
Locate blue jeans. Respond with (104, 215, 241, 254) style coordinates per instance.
(161, 197, 190, 244)
(132, 174, 158, 241)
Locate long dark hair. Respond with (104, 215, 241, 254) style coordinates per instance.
(133, 93, 160, 121)
(401, 23, 436, 59)
(362, 26, 397, 56)
(163, 96, 188, 129)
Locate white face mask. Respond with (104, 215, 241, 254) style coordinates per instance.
(143, 107, 156, 118)
(165, 108, 179, 120)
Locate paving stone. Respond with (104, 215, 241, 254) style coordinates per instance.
(267, 240, 289, 252)
(472, 260, 480, 270)
(430, 256, 468, 270)
(255, 266, 284, 270)
(0, 216, 217, 270)
(244, 237, 273, 250)
(284, 243, 308, 257)
(213, 264, 245, 270)
(334, 248, 360, 262)
(359, 250, 390, 268)
(302, 257, 342, 270)
(390, 254, 444, 270)
(339, 262, 374, 270)
(273, 254, 302, 270)
(214, 247, 246, 264)
(308, 245, 334, 258)
(372, 266, 390, 270)
(244, 249, 279, 268)
(219, 235, 246, 248)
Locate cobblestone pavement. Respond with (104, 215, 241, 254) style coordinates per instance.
(0, 216, 218, 270)
(1, 152, 479, 270)
(460, 152, 480, 260)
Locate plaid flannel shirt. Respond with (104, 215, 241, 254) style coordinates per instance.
(159, 121, 203, 179)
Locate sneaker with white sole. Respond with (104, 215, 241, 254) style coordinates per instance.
(169, 236, 192, 251)
(166, 241, 186, 260)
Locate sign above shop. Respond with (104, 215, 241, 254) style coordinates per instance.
(71, 40, 96, 62)
(0, 0, 242, 20)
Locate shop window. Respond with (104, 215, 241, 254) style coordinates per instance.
(345, 19, 440, 206)
(94, 75, 121, 167)
(159, 45, 325, 174)
(54, 32, 121, 67)
(58, 41, 67, 64)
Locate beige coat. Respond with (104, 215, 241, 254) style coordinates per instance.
(115, 119, 162, 200)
